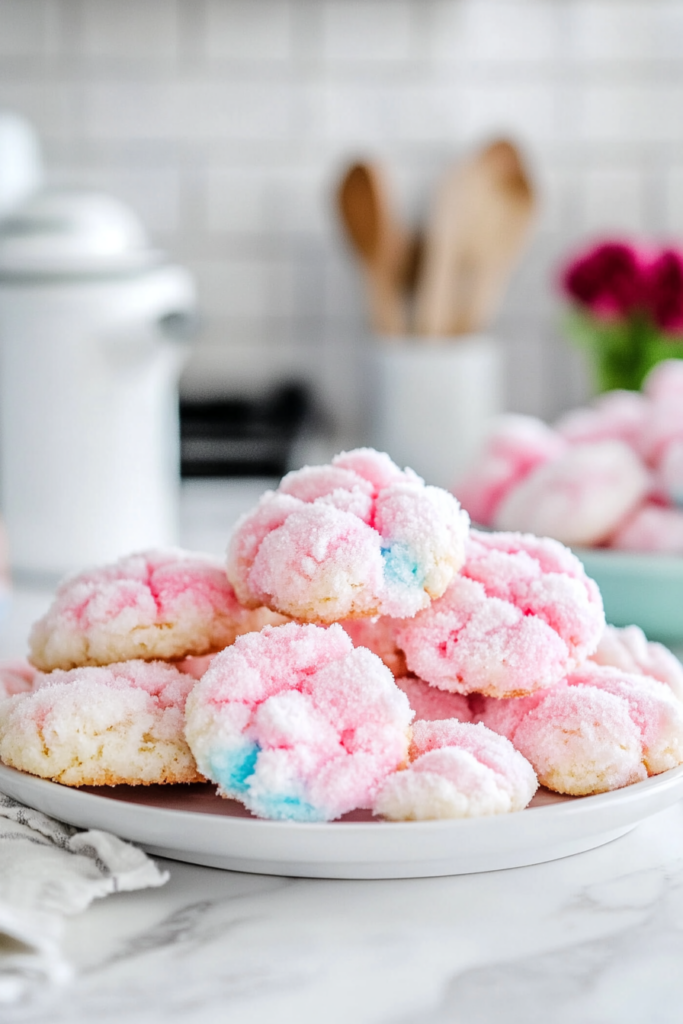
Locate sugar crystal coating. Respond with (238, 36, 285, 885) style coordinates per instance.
(0, 660, 202, 786)
(590, 624, 683, 701)
(396, 530, 604, 698)
(226, 448, 469, 623)
(29, 548, 284, 672)
(373, 720, 537, 820)
(184, 621, 414, 821)
(478, 662, 683, 795)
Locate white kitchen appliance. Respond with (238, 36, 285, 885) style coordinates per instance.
(0, 189, 196, 578)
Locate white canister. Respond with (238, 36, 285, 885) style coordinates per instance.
(369, 336, 503, 491)
(0, 189, 196, 578)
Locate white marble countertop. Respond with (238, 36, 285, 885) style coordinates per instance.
(3, 805, 683, 1023)
(2, 480, 683, 1022)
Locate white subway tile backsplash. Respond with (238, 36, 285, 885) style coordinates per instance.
(180, 81, 295, 141)
(206, 169, 266, 233)
(570, 1, 661, 63)
(458, 82, 558, 146)
(82, 0, 180, 60)
(83, 81, 182, 139)
(323, 0, 413, 64)
(52, 165, 181, 235)
(205, 0, 292, 62)
(580, 166, 646, 235)
(0, 80, 80, 141)
(0, 0, 51, 55)
(663, 167, 683, 240)
(194, 257, 299, 320)
(432, 0, 559, 66)
(579, 82, 683, 145)
(194, 259, 271, 319)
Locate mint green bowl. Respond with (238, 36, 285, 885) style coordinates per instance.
(573, 548, 683, 644)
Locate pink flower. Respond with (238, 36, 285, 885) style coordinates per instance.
(562, 242, 646, 321)
(646, 249, 683, 335)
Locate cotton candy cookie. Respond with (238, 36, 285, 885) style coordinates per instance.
(590, 624, 683, 702)
(554, 389, 649, 448)
(0, 660, 202, 786)
(373, 720, 537, 821)
(494, 441, 650, 547)
(29, 548, 284, 672)
(226, 447, 469, 623)
(396, 530, 604, 698)
(478, 663, 683, 795)
(454, 414, 566, 527)
(184, 622, 414, 821)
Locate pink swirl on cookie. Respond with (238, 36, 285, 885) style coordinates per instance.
(29, 549, 284, 672)
(184, 622, 413, 821)
(0, 660, 202, 786)
(373, 719, 537, 820)
(477, 662, 683, 795)
(396, 530, 604, 699)
(226, 448, 469, 623)
(590, 624, 683, 702)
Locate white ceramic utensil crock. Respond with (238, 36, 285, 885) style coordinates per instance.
(0, 189, 196, 578)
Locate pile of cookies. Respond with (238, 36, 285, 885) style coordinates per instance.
(455, 358, 683, 552)
(1, 447, 682, 822)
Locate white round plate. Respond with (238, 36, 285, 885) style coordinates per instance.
(2, 762, 683, 878)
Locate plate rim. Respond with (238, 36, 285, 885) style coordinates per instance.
(1, 760, 683, 834)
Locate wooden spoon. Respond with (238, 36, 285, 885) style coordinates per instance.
(337, 162, 415, 335)
(454, 140, 536, 334)
(414, 139, 536, 338)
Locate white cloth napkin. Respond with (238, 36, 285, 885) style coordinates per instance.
(0, 792, 168, 1003)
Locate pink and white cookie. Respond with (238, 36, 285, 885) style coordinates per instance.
(636, 361, 683, 466)
(184, 622, 413, 821)
(609, 502, 683, 553)
(396, 530, 604, 699)
(226, 448, 469, 623)
(0, 660, 202, 786)
(494, 441, 650, 547)
(554, 389, 649, 449)
(453, 415, 565, 527)
(373, 719, 537, 821)
(478, 662, 683, 795)
(29, 548, 284, 672)
(643, 358, 683, 405)
(590, 624, 683, 702)
(394, 675, 473, 723)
